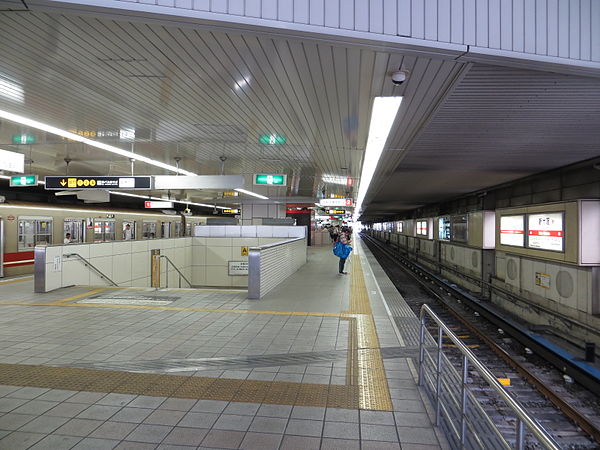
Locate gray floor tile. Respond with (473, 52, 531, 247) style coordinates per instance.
(114, 442, 157, 450)
(111, 408, 153, 424)
(248, 416, 287, 434)
(222, 402, 259, 416)
(72, 437, 119, 449)
(321, 438, 361, 450)
(29, 434, 82, 449)
(18, 415, 70, 434)
(77, 405, 122, 421)
(177, 412, 218, 429)
(256, 404, 293, 418)
(0, 386, 20, 397)
(397, 426, 439, 445)
(323, 421, 360, 439)
(143, 410, 186, 426)
(0, 431, 45, 449)
(284, 419, 322, 437)
(6, 387, 49, 400)
(66, 393, 107, 405)
(36, 390, 78, 403)
(162, 427, 208, 446)
(157, 399, 196, 412)
(189, 400, 227, 414)
(360, 441, 401, 450)
(290, 406, 325, 420)
(45, 403, 90, 418)
(127, 396, 166, 410)
(392, 399, 426, 413)
(156, 444, 196, 450)
(97, 394, 137, 407)
(200, 429, 244, 449)
(324, 408, 359, 423)
(0, 413, 37, 430)
(212, 414, 252, 431)
(90, 421, 138, 440)
(55, 418, 104, 437)
(388, 388, 421, 400)
(393, 412, 431, 428)
(360, 410, 395, 425)
(361, 424, 399, 442)
(397, 444, 441, 450)
(279, 435, 320, 450)
(0, 398, 29, 413)
(239, 432, 282, 450)
(12, 400, 59, 416)
(126, 424, 172, 444)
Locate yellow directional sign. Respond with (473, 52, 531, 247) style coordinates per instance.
(77, 179, 84, 186)
(223, 191, 239, 197)
(68, 178, 77, 188)
(241, 247, 249, 256)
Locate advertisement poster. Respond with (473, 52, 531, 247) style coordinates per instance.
(528, 212, 564, 251)
(500, 215, 525, 247)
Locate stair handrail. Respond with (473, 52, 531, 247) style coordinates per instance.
(160, 255, 192, 288)
(63, 253, 118, 286)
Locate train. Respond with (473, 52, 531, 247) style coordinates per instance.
(0, 201, 210, 277)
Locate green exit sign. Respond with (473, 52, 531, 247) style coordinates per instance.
(259, 134, 286, 145)
(12, 134, 36, 144)
(9, 175, 38, 187)
(254, 174, 287, 186)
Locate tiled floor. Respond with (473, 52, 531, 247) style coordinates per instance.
(0, 240, 447, 449)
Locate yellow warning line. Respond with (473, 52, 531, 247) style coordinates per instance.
(0, 276, 33, 285)
(49, 288, 107, 305)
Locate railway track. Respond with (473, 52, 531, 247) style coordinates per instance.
(362, 233, 600, 449)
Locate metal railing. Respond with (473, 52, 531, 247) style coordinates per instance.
(418, 304, 560, 450)
(63, 253, 118, 286)
(160, 255, 192, 288)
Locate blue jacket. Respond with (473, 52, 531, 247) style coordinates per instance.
(333, 241, 352, 259)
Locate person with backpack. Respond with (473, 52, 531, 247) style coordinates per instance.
(333, 233, 352, 275)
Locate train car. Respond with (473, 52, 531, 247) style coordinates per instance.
(0, 201, 210, 277)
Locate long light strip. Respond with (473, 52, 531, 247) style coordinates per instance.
(234, 188, 269, 200)
(0, 108, 196, 176)
(353, 97, 403, 221)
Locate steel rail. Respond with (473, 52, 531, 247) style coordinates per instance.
(362, 233, 600, 446)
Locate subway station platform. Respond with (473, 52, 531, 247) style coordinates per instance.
(0, 238, 447, 450)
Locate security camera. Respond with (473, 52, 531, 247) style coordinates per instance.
(391, 70, 409, 85)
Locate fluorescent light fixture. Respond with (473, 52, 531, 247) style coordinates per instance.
(0, 108, 196, 176)
(322, 174, 347, 185)
(109, 191, 228, 210)
(0, 76, 24, 103)
(234, 188, 269, 200)
(353, 96, 402, 221)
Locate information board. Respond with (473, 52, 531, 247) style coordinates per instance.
(228, 261, 248, 275)
(438, 217, 450, 240)
(45, 176, 152, 190)
(416, 220, 428, 236)
(500, 215, 525, 247)
(528, 212, 564, 252)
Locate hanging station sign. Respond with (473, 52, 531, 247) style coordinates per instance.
(319, 198, 353, 207)
(145, 201, 173, 209)
(253, 174, 287, 186)
(9, 175, 38, 187)
(44, 176, 152, 190)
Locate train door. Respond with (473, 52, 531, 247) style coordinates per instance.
(142, 221, 157, 239)
(64, 219, 85, 243)
(18, 217, 53, 250)
(93, 219, 116, 242)
(122, 220, 136, 240)
(174, 222, 182, 238)
(186, 222, 198, 236)
(161, 222, 171, 238)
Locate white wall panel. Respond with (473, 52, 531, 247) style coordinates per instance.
(488, 0, 501, 49)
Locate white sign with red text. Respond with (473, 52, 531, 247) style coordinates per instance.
(528, 213, 564, 251)
(500, 215, 525, 247)
(145, 201, 174, 209)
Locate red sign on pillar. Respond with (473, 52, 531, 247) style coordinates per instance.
(345, 198, 353, 207)
(346, 177, 353, 186)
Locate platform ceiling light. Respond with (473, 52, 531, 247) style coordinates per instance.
(234, 188, 269, 200)
(111, 191, 229, 210)
(353, 96, 402, 221)
(0, 108, 195, 176)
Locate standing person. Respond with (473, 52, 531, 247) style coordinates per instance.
(123, 224, 132, 240)
(64, 233, 72, 244)
(333, 233, 352, 275)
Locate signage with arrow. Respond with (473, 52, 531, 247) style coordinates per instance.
(44, 176, 152, 190)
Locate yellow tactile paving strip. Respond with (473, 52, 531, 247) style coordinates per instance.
(0, 256, 393, 410)
(0, 276, 33, 285)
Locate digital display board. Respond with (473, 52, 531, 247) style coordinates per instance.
(528, 212, 564, 252)
(416, 220, 428, 236)
(500, 215, 525, 247)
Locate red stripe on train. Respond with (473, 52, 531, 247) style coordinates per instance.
(3, 251, 35, 266)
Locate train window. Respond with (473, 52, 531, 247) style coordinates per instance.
(122, 220, 136, 240)
(142, 221, 157, 239)
(93, 219, 116, 242)
(64, 219, 85, 243)
(174, 222, 182, 238)
(161, 222, 171, 238)
(18, 217, 53, 250)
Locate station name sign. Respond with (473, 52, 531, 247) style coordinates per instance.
(145, 201, 173, 209)
(45, 176, 152, 190)
(319, 198, 353, 207)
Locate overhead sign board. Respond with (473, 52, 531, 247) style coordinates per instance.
(44, 176, 152, 190)
(254, 173, 287, 186)
(0, 149, 24, 173)
(9, 175, 38, 187)
(223, 209, 240, 214)
(528, 212, 564, 252)
(153, 175, 244, 190)
(319, 198, 353, 207)
(258, 134, 286, 145)
(500, 215, 525, 247)
(327, 209, 346, 214)
(223, 191, 239, 197)
(145, 201, 173, 209)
